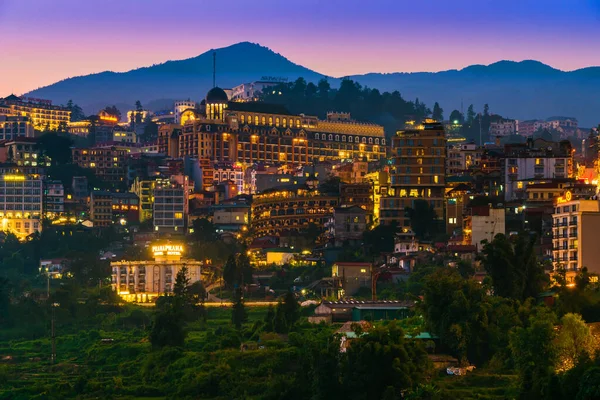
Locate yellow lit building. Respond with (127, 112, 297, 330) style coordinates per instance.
(71, 147, 128, 187)
(552, 193, 600, 281)
(380, 119, 446, 227)
(158, 88, 387, 168)
(0, 95, 70, 131)
(0, 174, 43, 240)
(110, 243, 203, 302)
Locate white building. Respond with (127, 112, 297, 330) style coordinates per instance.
(463, 206, 505, 250)
(0, 174, 43, 240)
(44, 180, 64, 217)
(111, 243, 203, 302)
(489, 119, 517, 137)
(113, 130, 137, 143)
(153, 175, 189, 233)
(213, 163, 244, 194)
(504, 139, 572, 201)
(231, 80, 283, 101)
(174, 100, 197, 124)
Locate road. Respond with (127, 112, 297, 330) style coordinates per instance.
(135, 301, 278, 307)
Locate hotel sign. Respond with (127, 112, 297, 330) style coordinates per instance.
(152, 244, 183, 257)
(556, 190, 572, 204)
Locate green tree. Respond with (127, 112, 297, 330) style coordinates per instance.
(173, 266, 191, 304)
(231, 287, 247, 330)
(405, 199, 438, 241)
(480, 233, 547, 301)
(103, 105, 121, 121)
(281, 291, 300, 331)
(449, 109, 464, 124)
(149, 308, 186, 349)
(192, 218, 218, 242)
(576, 367, 600, 400)
(467, 104, 476, 124)
(67, 99, 86, 122)
(555, 313, 595, 372)
(223, 255, 237, 289)
(37, 133, 74, 166)
(363, 222, 397, 256)
(509, 312, 557, 400)
(341, 322, 430, 400)
(432, 102, 443, 121)
(264, 304, 275, 332)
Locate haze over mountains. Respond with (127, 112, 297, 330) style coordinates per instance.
(24, 42, 600, 127)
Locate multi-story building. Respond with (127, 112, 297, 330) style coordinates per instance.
(113, 130, 136, 143)
(381, 119, 446, 227)
(518, 120, 537, 137)
(504, 138, 573, 201)
(327, 205, 368, 247)
(90, 191, 113, 227)
(71, 176, 89, 201)
(251, 179, 339, 239)
(0, 116, 34, 139)
(130, 178, 157, 223)
(211, 203, 250, 232)
(331, 262, 372, 298)
(0, 174, 43, 240)
(552, 193, 600, 280)
(111, 242, 202, 302)
(159, 88, 387, 166)
(363, 169, 390, 225)
(112, 192, 140, 225)
(489, 119, 517, 138)
(0, 137, 49, 167)
(44, 180, 65, 218)
(463, 205, 505, 250)
(231, 80, 283, 101)
(174, 100, 197, 124)
(0, 95, 70, 131)
(213, 163, 244, 194)
(332, 161, 368, 183)
(447, 143, 482, 175)
(153, 175, 189, 233)
(72, 147, 128, 187)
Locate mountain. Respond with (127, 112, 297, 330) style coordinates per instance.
(24, 42, 600, 127)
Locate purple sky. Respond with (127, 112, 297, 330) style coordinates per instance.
(1, 0, 600, 95)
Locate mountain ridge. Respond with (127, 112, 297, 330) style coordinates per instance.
(20, 42, 600, 127)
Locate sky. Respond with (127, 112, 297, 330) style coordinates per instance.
(1, 0, 600, 95)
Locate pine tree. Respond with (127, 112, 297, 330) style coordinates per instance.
(432, 102, 444, 121)
(231, 288, 247, 330)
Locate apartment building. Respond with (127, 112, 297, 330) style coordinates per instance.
(0, 174, 43, 240)
(153, 176, 189, 233)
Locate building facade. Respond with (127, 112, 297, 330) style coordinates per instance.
(381, 120, 446, 227)
(0, 115, 34, 139)
(153, 176, 189, 233)
(90, 191, 113, 227)
(111, 243, 202, 302)
(0, 174, 43, 240)
(72, 147, 128, 187)
(552, 194, 600, 279)
(44, 180, 65, 218)
(0, 95, 70, 131)
(328, 205, 368, 247)
(463, 205, 506, 250)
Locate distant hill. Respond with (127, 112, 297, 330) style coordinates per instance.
(24, 42, 600, 127)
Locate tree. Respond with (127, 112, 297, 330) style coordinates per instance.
(317, 78, 330, 99)
(264, 304, 275, 332)
(363, 222, 397, 256)
(37, 133, 74, 166)
(135, 100, 143, 112)
(318, 176, 341, 194)
(422, 268, 489, 363)
(280, 291, 300, 331)
(67, 99, 86, 122)
(404, 200, 438, 241)
(340, 322, 430, 399)
(449, 109, 464, 124)
(173, 266, 191, 304)
(192, 218, 218, 242)
(231, 287, 247, 330)
(576, 367, 600, 400)
(223, 255, 237, 289)
(480, 233, 547, 301)
(149, 308, 186, 349)
(467, 104, 476, 124)
(555, 313, 595, 372)
(510, 312, 557, 400)
(432, 102, 443, 121)
(104, 105, 121, 121)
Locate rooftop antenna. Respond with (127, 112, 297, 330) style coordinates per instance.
(212, 51, 216, 88)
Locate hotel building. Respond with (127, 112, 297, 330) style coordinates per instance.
(0, 116, 34, 139)
(111, 243, 203, 302)
(380, 120, 447, 227)
(552, 193, 600, 279)
(0, 95, 70, 131)
(0, 174, 43, 240)
(159, 88, 387, 171)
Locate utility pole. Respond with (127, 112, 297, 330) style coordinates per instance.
(212, 51, 216, 88)
(51, 302, 59, 364)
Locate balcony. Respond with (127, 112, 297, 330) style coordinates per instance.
(569, 220, 578, 226)
(570, 256, 578, 261)
(569, 245, 578, 249)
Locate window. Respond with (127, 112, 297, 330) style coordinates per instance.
(361, 137, 366, 144)
(448, 217, 457, 224)
(434, 175, 439, 183)
(254, 116, 259, 125)
(241, 115, 245, 124)
(328, 134, 333, 141)
(360, 268, 367, 273)
(174, 212, 183, 219)
(382, 139, 386, 145)
(342, 135, 346, 142)
(517, 181, 523, 189)
(349, 136, 353, 143)
(375, 138, 379, 145)
(335, 135, 339, 141)
(268, 117, 273, 125)
(283, 119, 287, 128)
(368, 137, 373, 144)
(275, 117, 280, 126)
(261, 117, 266, 125)
(315, 133, 320, 140)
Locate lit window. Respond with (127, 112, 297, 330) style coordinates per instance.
(517, 182, 523, 189)
(174, 212, 183, 219)
(434, 175, 439, 183)
(360, 269, 367, 273)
